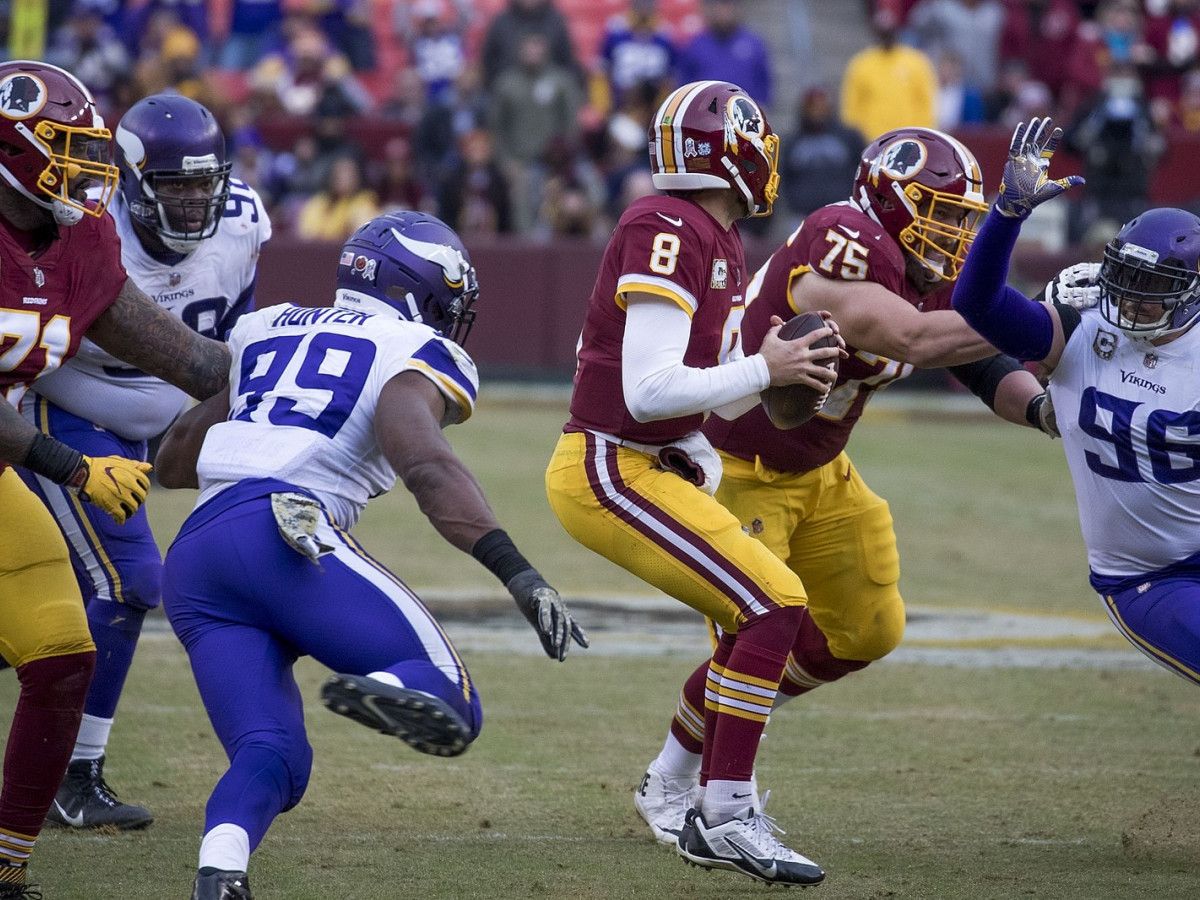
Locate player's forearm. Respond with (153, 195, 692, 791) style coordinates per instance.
(951, 209, 1055, 361)
(0, 399, 37, 467)
(993, 369, 1046, 428)
(86, 278, 232, 400)
(869, 311, 997, 368)
(401, 456, 502, 553)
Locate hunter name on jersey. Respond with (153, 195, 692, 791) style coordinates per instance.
(30, 179, 271, 440)
(196, 303, 479, 530)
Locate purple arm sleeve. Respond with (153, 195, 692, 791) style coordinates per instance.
(951, 208, 1055, 361)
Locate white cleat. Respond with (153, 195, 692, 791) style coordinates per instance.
(633, 764, 700, 846)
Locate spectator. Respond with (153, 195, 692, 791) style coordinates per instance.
(480, 0, 580, 89)
(907, 0, 1006, 93)
(250, 22, 371, 117)
(271, 134, 328, 224)
(437, 128, 514, 236)
(677, 0, 773, 108)
(399, 0, 471, 105)
(312, 0, 377, 73)
(1064, 0, 1154, 115)
(219, 0, 284, 70)
(1065, 65, 1165, 242)
(295, 154, 380, 241)
(780, 86, 866, 219)
(998, 0, 1081, 97)
(841, 8, 938, 140)
(1176, 64, 1200, 129)
(379, 67, 428, 126)
(994, 69, 1054, 128)
(598, 0, 677, 111)
(534, 136, 607, 240)
(372, 136, 431, 214)
(44, 1, 131, 114)
(121, 0, 208, 57)
(934, 50, 987, 129)
(134, 22, 214, 106)
(1142, 0, 1200, 118)
(601, 79, 659, 219)
(490, 31, 584, 232)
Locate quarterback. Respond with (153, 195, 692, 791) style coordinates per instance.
(954, 118, 1200, 687)
(0, 61, 229, 898)
(634, 126, 1062, 843)
(153, 211, 586, 900)
(546, 80, 842, 886)
(19, 93, 270, 831)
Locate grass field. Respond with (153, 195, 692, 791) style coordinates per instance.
(5, 393, 1200, 900)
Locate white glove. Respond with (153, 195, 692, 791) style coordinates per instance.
(1043, 262, 1101, 310)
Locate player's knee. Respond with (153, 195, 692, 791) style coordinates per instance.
(285, 741, 314, 809)
(233, 736, 313, 812)
(113, 557, 163, 612)
(834, 598, 905, 661)
(16, 650, 96, 705)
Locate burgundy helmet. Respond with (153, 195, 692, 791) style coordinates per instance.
(852, 127, 986, 282)
(0, 60, 119, 225)
(648, 80, 780, 218)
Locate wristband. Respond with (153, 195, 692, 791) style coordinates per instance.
(471, 528, 534, 586)
(24, 432, 86, 486)
(1025, 393, 1047, 428)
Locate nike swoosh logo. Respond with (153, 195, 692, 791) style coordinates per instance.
(54, 800, 84, 828)
(732, 792, 753, 799)
(732, 843, 777, 879)
(838, 225, 860, 239)
(657, 213, 684, 227)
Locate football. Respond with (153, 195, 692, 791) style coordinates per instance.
(761, 312, 841, 430)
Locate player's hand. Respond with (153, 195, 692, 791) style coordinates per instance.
(1043, 262, 1101, 309)
(506, 570, 589, 661)
(996, 117, 1084, 219)
(1027, 392, 1059, 439)
(69, 455, 152, 524)
(759, 314, 844, 389)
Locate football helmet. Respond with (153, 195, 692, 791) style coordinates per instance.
(115, 94, 231, 254)
(852, 127, 987, 281)
(648, 80, 779, 218)
(0, 60, 118, 226)
(335, 211, 479, 344)
(1099, 207, 1200, 341)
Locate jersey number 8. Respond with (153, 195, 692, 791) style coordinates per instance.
(650, 232, 681, 276)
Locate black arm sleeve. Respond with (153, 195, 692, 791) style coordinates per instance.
(1053, 302, 1083, 343)
(945, 353, 1025, 411)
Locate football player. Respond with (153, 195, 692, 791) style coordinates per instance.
(0, 61, 230, 898)
(16, 93, 270, 832)
(152, 211, 587, 900)
(545, 80, 844, 887)
(633, 126, 1070, 845)
(955, 120, 1200, 689)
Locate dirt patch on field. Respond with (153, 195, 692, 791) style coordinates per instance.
(1121, 792, 1200, 864)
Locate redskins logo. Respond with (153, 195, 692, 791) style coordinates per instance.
(878, 138, 927, 180)
(726, 95, 765, 144)
(0, 73, 48, 121)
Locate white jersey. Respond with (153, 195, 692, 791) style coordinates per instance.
(30, 179, 271, 441)
(1051, 308, 1200, 578)
(196, 303, 480, 529)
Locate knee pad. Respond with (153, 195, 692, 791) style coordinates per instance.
(830, 592, 905, 662)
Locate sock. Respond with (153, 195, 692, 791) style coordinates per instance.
(668, 657, 709, 756)
(779, 613, 869, 698)
(71, 714, 114, 763)
(0, 830, 33, 883)
(198, 823, 251, 872)
(653, 732, 701, 779)
(0, 652, 95, 836)
(699, 631, 737, 787)
(82, 606, 146, 720)
(702, 606, 804, 823)
(702, 779, 756, 824)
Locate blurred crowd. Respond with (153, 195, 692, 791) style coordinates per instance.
(2, 0, 1197, 245)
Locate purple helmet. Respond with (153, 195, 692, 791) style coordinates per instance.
(335, 211, 479, 344)
(1099, 207, 1200, 341)
(114, 94, 230, 254)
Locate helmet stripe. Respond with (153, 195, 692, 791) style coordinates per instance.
(933, 128, 985, 202)
(654, 80, 726, 175)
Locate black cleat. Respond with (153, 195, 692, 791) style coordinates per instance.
(0, 865, 40, 900)
(45, 755, 154, 831)
(320, 673, 472, 757)
(191, 868, 252, 900)
(677, 804, 825, 887)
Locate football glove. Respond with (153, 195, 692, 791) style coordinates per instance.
(506, 569, 589, 661)
(1043, 261, 1101, 310)
(996, 117, 1084, 219)
(1027, 392, 1059, 439)
(68, 455, 152, 524)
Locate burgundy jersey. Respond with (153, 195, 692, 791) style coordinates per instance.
(705, 202, 951, 473)
(1, 213, 127, 412)
(567, 194, 747, 444)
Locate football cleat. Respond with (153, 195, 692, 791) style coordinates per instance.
(676, 798, 825, 886)
(633, 764, 700, 846)
(45, 756, 153, 830)
(0, 864, 40, 899)
(320, 674, 472, 757)
(191, 868, 252, 900)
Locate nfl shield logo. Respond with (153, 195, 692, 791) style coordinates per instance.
(711, 258, 728, 289)
(1144, 353, 1158, 369)
(32, 267, 44, 288)
(169, 272, 182, 287)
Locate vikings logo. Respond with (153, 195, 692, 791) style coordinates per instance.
(0, 73, 47, 121)
(878, 139, 928, 180)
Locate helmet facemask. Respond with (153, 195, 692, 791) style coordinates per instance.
(27, 118, 118, 223)
(723, 93, 779, 217)
(896, 182, 987, 282)
(1099, 240, 1200, 340)
(130, 159, 231, 254)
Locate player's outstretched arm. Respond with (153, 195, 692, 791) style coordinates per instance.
(0, 399, 151, 523)
(376, 371, 588, 660)
(86, 277, 231, 401)
(154, 387, 232, 489)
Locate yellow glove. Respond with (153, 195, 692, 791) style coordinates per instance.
(71, 455, 153, 524)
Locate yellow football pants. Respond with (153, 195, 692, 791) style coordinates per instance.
(715, 450, 904, 662)
(0, 467, 93, 666)
(545, 431, 807, 631)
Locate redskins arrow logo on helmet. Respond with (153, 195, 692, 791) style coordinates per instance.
(648, 80, 780, 218)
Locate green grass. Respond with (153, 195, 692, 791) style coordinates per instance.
(7, 393, 1180, 900)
